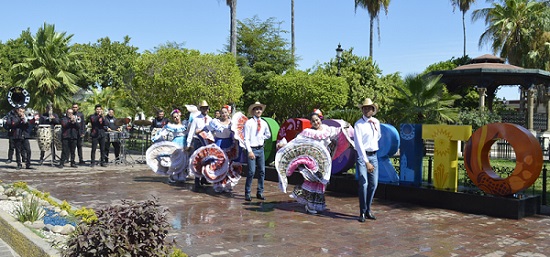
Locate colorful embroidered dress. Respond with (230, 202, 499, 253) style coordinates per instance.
(276, 124, 340, 212)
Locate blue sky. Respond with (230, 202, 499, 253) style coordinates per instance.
(0, 0, 520, 100)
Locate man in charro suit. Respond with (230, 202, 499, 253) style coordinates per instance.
(57, 108, 80, 168)
(104, 108, 121, 164)
(5, 107, 32, 170)
(72, 103, 86, 165)
(38, 104, 60, 164)
(89, 104, 108, 167)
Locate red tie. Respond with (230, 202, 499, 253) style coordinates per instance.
(204, 117, 207, 123)
(257, 118, 261, 133)
(368, 120, 378, 132)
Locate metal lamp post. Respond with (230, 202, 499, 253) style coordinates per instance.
(335, 43, 343, 77)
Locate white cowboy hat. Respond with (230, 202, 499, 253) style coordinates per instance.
(198, 100, 209, 107)
(247, 101, 266, 116)
(358, 98, 378, 115)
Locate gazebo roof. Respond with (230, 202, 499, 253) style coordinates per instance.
(428, 54, 550, 91)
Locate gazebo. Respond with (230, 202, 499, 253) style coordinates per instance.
(428, 54, 550, 131)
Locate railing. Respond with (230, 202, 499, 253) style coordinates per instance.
(391, 138, 550, 205)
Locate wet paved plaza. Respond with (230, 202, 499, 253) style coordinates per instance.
(1, 138, 550, 256)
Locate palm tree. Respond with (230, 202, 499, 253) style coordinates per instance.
(450, 0, 477, 57)
(227, 0, 237, 57)
(83, 87, 134, 119)
(291, 0, 295, 64)
(11, 23, 83, 112)
(389, 74, 461, 125)
(354, 0, 391, 58)
(471, 0, 548, 66)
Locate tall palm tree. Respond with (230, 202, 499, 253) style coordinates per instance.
(471, 0, 548, 66)
(450, 0, 477, 57)
(291, 0, 295, 64)
(11, 23, 83, 112)
(354, 0, 391, 58)
(389, 74, 461, 125)
(227, 0, 237, 57)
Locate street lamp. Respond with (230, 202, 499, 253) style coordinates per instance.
(335, 43, 343, 76)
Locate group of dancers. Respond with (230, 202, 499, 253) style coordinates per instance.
(147, 98, 381, 222)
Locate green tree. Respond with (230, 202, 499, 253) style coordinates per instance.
(387, 74, 461, 125)
(314, 47, 397, 111)
(472, 0, 549, 66)
(422, 56, 478, 110)
(267, 70, 347, 122)
(451, 0, 477, 57)
(81, 87, 135, 119)
(73, 36, 139, 90)
(11, 23, 83, 112)
(236, 16, 294, 111)
(0, 37, 32, 113)
(354, 0, 391, 58)
(133, 48, 243, 116)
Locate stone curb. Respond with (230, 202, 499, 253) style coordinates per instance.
(0, 206, 60, 257)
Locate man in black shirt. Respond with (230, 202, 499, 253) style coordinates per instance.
(104, 108, 121, 164)
(38, 104, 60, 164)
(57, 108, 81, 168)
(89, 104, 108, 167)
(72, 103, 86, 165)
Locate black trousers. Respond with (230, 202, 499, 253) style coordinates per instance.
(91, 136, 106, 164)
(7, 137, 14, 161)
(14, 139, 30, 166)
(104, 137, 120, 162)
(61, 138, 77, 165)
(76, 137, 84, 162)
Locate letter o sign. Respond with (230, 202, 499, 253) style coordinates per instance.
(463, 123, 543, 196)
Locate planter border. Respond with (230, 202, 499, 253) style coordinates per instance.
(0, 208, 60, 257)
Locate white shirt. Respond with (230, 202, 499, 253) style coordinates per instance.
(185, 113, 212, 147)
(354, 115, 381, 164)
(244, 116, 271, 152)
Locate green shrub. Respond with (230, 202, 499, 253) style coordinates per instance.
(62, 198, 175, 257)
(12, 195, 45, 223)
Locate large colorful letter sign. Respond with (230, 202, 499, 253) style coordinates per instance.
(378, 124, 400, 183)
(464, 123, 543, 196)
(399, 124, 423, 187)
(422, 125, 472, 191)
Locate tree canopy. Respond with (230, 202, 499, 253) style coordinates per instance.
(132, 48, 243, 116)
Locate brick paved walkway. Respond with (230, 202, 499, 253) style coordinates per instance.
(1, 138, 550, 256)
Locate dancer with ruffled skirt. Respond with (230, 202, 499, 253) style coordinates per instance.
(276, 110, 343, 214)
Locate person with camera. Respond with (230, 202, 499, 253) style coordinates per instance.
(57, 108, 81, 168)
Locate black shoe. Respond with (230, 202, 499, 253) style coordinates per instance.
(56, 164, 64, 169)
(6, 160, 12, 164)
(78, 160, 86, 165)
(16, 164, 22, 170)
(25, 165, 34, 170)
(70, 164, 78, 168)
(245, 194, 252, 201)
(366, 211, 376, 220)
(90, 162, 95, 167)
(38, 159, 44, 165)
(256, 193, 266, 200)
(100, 163, 107, 167)
(358, 213, 366, 223)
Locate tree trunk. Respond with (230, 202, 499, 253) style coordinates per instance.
(229, 0, 237, 57)
(369, 15, 374, 58)
(462, 11, 466, 57)
(291, 0, 295, 65)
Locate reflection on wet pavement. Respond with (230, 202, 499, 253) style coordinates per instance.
(0, 138, 550, 256)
